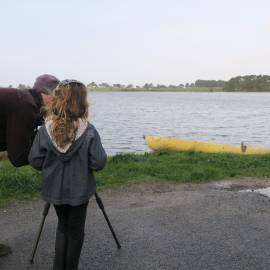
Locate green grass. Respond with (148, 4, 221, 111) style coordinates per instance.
(0, 160, 41, 207)
(1, 151, 270, 207)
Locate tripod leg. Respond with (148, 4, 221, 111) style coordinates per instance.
(95, 192, 121, 249)
(29, 202, 50, 264)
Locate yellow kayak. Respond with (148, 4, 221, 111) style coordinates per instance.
(144, 135, 270, 155)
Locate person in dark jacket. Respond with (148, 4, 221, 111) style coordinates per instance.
(0, 74, 60, 257)
(0, 74, 60, 167)
(28, 79, 107, 270)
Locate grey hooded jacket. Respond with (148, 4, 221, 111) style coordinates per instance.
(28, 123, 107, 206)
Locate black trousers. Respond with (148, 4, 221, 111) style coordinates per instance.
(53, 202, 89, 269)
(54, 202, 88, 240)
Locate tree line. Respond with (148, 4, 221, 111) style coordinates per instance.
(88, 75, 270, 91)
(5, 75, 270, 91)
(223, 75, 270, 91)
(87, 81, 214, 89)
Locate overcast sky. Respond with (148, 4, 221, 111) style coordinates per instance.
(1, 0, 269, 87)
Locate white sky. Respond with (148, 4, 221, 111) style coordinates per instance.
(0, 0, 269, 87)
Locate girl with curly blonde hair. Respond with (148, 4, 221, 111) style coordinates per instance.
(29, 80, 107, 270)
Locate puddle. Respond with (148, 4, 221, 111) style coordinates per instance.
(211, 179, 270, 192)
(211, 182, 242, 191)
(240, 187, 270, 197)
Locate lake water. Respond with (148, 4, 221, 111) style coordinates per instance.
(88, 92, 270, 155)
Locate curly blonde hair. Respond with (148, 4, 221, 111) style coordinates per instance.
(45, 80, 88, 148)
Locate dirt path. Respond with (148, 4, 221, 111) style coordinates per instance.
(1, 178, 270, 270)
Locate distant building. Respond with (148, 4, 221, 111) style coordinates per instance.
(87, 82, 98, 89)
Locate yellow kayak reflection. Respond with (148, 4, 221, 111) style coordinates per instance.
(144, 136, 270, 155)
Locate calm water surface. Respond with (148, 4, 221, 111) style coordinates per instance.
(88, 92, 270, 155)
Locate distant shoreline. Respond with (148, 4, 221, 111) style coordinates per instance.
(87, 87, 270, 93)
(88, 87, 223, 92)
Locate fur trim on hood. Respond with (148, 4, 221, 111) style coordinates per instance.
(45, 118, 88, 153)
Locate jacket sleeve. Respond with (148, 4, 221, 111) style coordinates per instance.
(88, 129, 107, 171)
(28, 129, 46, 171)
(6, 108, 37, 167)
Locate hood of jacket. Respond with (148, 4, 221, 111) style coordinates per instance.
(43, 119, 89, 162)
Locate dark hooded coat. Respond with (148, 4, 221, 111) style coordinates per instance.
(28, 123, 107, 206)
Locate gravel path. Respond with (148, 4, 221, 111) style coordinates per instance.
(1, 179, 270, 270)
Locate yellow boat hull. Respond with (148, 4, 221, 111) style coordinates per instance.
(144, 136, 270, 155)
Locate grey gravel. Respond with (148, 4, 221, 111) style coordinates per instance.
(1, 180, 270, 270)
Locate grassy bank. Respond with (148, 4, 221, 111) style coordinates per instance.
(1, 151, 270, 207)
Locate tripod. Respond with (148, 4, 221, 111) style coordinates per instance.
(29, 192, 121, 264)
